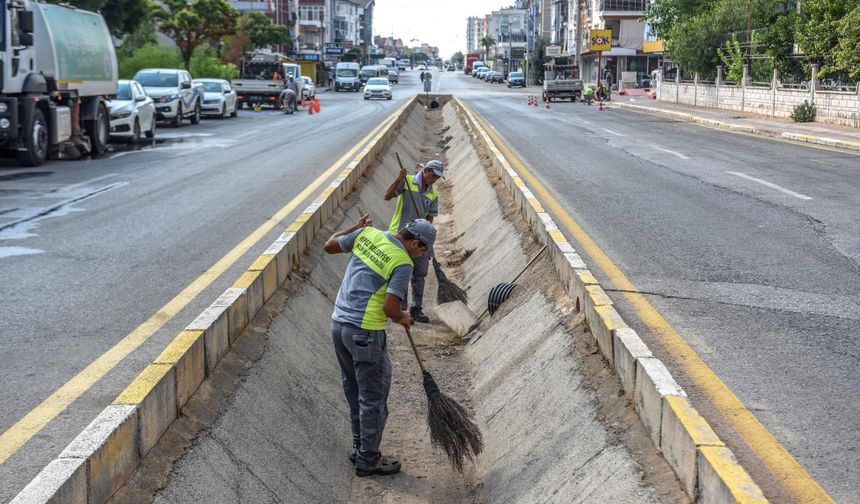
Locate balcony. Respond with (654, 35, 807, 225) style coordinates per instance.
(598, 0, 646, 12)
(227, 0, 274, 13)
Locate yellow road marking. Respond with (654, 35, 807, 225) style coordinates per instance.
(0, 103, 408, 465)
(462, 101, 834, 503)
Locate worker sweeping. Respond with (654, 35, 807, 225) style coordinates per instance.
(325, 216, 437, 477)
(383, 159, 444, 323)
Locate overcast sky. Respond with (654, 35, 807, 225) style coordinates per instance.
(374, 0, 512, 58)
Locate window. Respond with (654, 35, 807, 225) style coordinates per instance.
(299, 5, 324, 22)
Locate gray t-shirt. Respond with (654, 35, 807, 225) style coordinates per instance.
(331, 227, 413, 328)
(393, 172, 439, 232)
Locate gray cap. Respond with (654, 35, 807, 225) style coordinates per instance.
(420, 159, 445, 178)
(405, 219, 436, 246)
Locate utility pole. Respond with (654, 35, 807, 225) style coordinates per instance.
(574, 0, 582, 72)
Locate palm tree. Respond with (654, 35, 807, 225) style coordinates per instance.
(480, 35, 496, 63)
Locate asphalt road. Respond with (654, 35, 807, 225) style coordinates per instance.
(437, 72, 860, 502)
(0, 70, 420, 501)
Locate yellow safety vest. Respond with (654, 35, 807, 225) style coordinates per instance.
(352, 227, 413, 330)
(389, 174, 438, 234)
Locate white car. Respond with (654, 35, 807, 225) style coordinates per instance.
(364, 77, 392, 100)
(300, 76, 316, 99)
(417, 64, 427, 71)
(108, 80, 156, 143)
(194, 79, 237, 119)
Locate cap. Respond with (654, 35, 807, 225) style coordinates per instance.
(405, 219, 436, 246)
(420, 159, 445, 178)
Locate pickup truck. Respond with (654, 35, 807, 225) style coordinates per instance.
(133, 69, 203, 127)
(542, 67, 584, 102)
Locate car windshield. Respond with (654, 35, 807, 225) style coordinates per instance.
(510, 72, 523, 78)
(367, 78, 388, 86)
(115, 83, 132, 100)
(337, 69, 357, 77)
(201, 82, 222, 92)
(134, 72, 178, 87)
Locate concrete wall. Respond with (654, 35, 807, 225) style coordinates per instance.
(660, 79, 860, 127)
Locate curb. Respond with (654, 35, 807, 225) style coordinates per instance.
(456, 98, 768, 503)
(10, 97, 417, 504)
(612, 101, 860, 153)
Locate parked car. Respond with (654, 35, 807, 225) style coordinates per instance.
(364, 77, 392, 100)
(489, 71, 504, 83)
(194, 78, 238, 119)
(108, 80, 156, 143)
(133, 69, 202, 127)
(388, 68, 399, 84)
(475, 67, 489, 79)
(483, 70, 496, 81)
(507, 71, 526, 88)
(300, 76, 316, 99)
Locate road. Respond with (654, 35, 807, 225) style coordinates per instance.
(437, 71, 860, 502)
(0, 71, 417, 501)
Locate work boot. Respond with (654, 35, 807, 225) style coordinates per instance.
(349, 439, 360, 464)
(355, 457, 401, 477)
(410, 306, 430, 324)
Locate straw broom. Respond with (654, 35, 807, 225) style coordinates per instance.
(403, 325, 483, 472)
(395, 152, 468, 305)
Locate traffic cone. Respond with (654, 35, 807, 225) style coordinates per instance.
(527, 96, 531, 106)
(309, 100, 315, 115)
(314, 98, 320, 113)
(544, 99, 550, 110)
(598, 100, 604, 111)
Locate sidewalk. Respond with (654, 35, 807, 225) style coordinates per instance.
(611, 96, 860, 152)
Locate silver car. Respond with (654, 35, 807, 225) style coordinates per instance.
(194, 79, 238, 119)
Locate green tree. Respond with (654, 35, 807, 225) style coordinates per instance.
(46, 0, 153, 38)
(451, 51, 465, 66)
(757, 9, 803, 81)
(830, 5, 860, 81)
(190, 46, 239, 80)
(155, 0, 239, 70)
(480, 35, 496, 63)
(529, 37, 548, 85)
(796, 0, 855, 79)
(239, 12, 290, 51)
(118, 43, 183, 79)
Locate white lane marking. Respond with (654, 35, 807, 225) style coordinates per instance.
(0, 246, 43, 258)
(576, 118, 591, 125)
(651, 145, 690, 160)
(725, 171, 813, 200)
(58, 173, 119, 191)
(603, 128, 625, 137)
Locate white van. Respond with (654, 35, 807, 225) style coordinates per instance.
(335, 62, 361, 92)
(359, 65, 388, 84)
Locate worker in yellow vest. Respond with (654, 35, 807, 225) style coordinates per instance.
(325, 216, 437, 477)
(383, 159, 443, 323)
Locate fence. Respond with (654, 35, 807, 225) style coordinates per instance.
(657, 65, 860, 128)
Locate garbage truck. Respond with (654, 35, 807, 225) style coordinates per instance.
(0, 0, 117, 166)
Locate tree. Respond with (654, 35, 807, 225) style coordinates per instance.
(156, 0, 239, 70)
(239, 12, 290, 51)
(46, 0, 153, 38)
(480, 35, 496, 63)
(451, 51, 465, 66)
(118, 44, 183, 79)
(830, 5, 860, 81)
(191, 46, 239, 80)
(796, 0, 854, 79)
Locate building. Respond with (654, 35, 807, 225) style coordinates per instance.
(297, 0, 328, 52)
(226, 0, 298, 54)
(466, 16, 485, 54)
(487, 5, 528, 74)
(579, 0, 657, 86)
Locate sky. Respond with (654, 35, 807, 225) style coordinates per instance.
(373, 0, 511, 58)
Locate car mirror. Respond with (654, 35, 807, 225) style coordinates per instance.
(181, 82, 191, 89)
(135, 95, 147, 102)
(224, 89, 230, 94)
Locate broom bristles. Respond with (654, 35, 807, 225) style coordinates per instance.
(434, 259, 468, 305)
(423, 371, 483, 473)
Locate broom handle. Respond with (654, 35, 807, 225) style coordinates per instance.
(470, 245, 548, 327)
(395, 152, 424, 218)
(403, 326, 426, 373)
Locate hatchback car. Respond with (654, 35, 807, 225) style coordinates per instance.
(108, 80, 156, 143)
(388, 69, 399, 84)
(489, 71, 505, 83)
(194, 79, 238, 119)
(300, 76, 316, 99)
(507, 71, 526, 87)
(364, 77, 392, 100)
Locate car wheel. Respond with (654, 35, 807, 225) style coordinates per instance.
(230, 103, 238, 118)
(131, 119, 141, 144)
(85, 103, 109, 155)
(171, 104, 182, 128)
(146, 118, 156, 139)
(17, 108, 49, 167)
(387, 96, 392, 100)
(220, 104, 227, 119)
(190, 102, 201, 124)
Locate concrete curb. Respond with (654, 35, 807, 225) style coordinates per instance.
(11, 97, 417, 504)
(455, 98, 768, 503)
(612, 101, 860, 153)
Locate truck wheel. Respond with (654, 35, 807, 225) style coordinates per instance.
(18, 109, 49, 167)
(190, 102, 201, 125)
(85, 103, 109, 156)
(171, 104, 182, 128)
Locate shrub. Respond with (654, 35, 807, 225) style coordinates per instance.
(118, 44, 183, 79)
(190, 47, 239, 81)
(791, 100, 816, 122)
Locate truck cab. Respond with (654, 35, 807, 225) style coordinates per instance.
(0, 0, 116, 166)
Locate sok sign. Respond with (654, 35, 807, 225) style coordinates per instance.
(590, 29, 612, 51)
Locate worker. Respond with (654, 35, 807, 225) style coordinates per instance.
(583, 85, 594, 105)
(280, 76, 299, 114)
(383, 159, 443, 323)
(325, 217, 437, 477)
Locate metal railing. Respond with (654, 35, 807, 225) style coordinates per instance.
(598, 0, 646, 11)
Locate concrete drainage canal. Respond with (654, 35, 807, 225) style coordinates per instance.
(20, 95, 691, 504)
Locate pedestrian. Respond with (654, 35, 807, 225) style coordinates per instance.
(419, 70, 426, 82)
(327, 68, 334, 88)
(325, 216, 437, 477)
(423, 72, 432, 93)
(383, 159, 443, 323)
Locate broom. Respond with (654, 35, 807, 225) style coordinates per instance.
(395, 152, 468, 305)
(403, 325, 483, 472)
